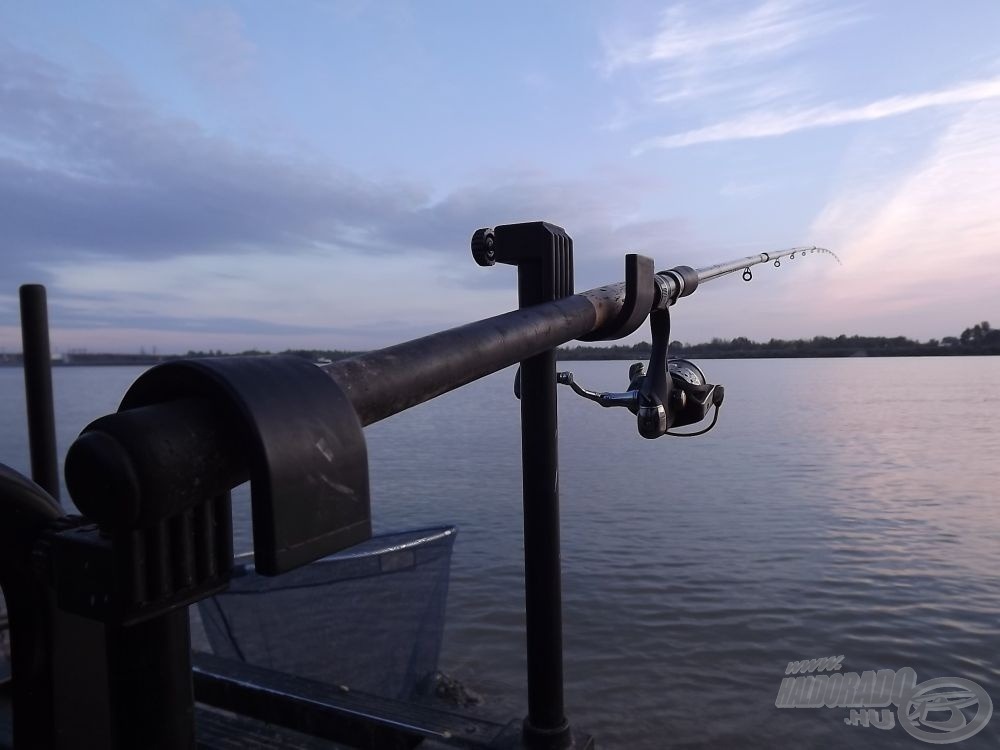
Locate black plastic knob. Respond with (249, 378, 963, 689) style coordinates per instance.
(471, 227, 496, 266)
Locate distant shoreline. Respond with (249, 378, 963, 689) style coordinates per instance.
(1, 348, 998, 367)
(3, 325, 998, 365)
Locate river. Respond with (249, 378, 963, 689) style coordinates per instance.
(2, 357, 999, 748)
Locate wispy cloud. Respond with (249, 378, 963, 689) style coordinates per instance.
(0, 43, 683, 267)
(602, 0, 858, 104)
(605, 0, 851, 71)
(802, 99, 1000, 337)
(636, 75, 1000, 151)
(0, 42, 695, 349)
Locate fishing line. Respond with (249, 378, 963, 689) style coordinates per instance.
(666, 404, 721, 437)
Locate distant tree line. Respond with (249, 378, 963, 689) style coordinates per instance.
(181, 348, 356, 361)
(2, 322, 996, 366)
(955, 321, 999, 347)
(558, 321, 1000, 360)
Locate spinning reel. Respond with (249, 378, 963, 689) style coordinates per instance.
(518, 308, 725, 439)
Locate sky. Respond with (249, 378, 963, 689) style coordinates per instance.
(1, 1, 999, 353)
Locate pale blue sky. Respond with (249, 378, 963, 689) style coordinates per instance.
(2, 1, 999, 352)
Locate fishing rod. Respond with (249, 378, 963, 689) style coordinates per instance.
(544, 244, 841, 439)
(325, 229, 840, 439)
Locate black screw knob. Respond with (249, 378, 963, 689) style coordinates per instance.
(471, 227, 496, 266)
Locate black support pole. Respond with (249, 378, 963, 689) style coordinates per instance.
(107, 608, 196, 749)
(520, 344, 570, 747)
(19, 284, 60, 500)
(483, 222, 575, 749)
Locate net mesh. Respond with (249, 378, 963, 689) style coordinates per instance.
(197, 526, 456, 700)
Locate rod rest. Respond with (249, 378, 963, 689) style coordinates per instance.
(66, 355, 372, 585)
(578, 253, 656, 342)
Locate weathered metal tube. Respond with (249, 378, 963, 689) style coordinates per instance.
(321, 283, 625, 426)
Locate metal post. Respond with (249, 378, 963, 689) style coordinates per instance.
(519, 345, 570, 747)
(478, 222, 575, 748)
(106, 609, 196, 749)
(19, 284, 60, 500)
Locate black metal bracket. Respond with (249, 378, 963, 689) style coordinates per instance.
(578, 253, 655, 341)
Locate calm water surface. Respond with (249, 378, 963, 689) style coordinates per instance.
(2, 357, 999, 749)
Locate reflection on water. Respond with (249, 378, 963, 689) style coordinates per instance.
(1, 357, 999, 748)
(366, 357, 1000, 749)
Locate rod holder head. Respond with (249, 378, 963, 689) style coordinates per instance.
(66, 355, 372, 577)
(472, 221, 574, 306)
